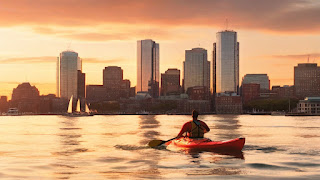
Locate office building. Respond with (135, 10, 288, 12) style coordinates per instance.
(161, 68, 181, 96)
(272, 85, 295, 98)
(183, 48, 210, 93)
(188, 86, 210, 100)
(215, 94, 242, 114)
(137, 39, 159, 98)
(294, 63, 320, 98)
(242, 74, 270, 92)
(57, 51, 82, 100)
(11, 82, 40, 112)
(215, 30, 239, 94)
(103, 66, 123, 89)
(77, 70, 86, 100)
(242, 83, 260, 104)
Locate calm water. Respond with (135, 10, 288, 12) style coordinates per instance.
(0, 115, 319, 179)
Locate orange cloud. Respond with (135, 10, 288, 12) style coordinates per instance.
(1, 0, 319, 35)
(0, 56, 124, 64)
(271, 53, 320, 61)
(0, 56, 57, 64)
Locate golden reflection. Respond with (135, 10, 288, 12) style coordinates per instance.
(52, 117, 84, 179)
(213, 115, 243, 140)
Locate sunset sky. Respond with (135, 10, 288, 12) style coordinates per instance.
(1, 0, 320, 98)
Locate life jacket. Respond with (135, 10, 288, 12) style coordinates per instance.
(189, 120, 204, 138)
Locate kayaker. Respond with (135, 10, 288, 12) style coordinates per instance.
(177, 110, 210, 138)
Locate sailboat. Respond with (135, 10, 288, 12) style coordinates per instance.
(65, 95, 93, 116)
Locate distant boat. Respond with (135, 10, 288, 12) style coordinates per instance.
(64, 95, 93, 117)
(6, 108, 20, 116)
(271, 111, 285, 116)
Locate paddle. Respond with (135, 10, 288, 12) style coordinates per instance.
(148, 137, 178, 148)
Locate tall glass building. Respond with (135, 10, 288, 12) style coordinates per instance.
(215, 30, 239, 94)
(57, 51, 82, 100)
(183, 48, 210, 92)
(137, 39, 159, 98)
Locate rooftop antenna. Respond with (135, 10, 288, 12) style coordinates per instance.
(307, 54, 310, 63)
(67, 41, 72, 51)
(226, 18, 229, 30)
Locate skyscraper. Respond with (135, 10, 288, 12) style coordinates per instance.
(215, 30, 239, 94)
(183, 48, 210, 92)
(137, 39, 159, 98)
(57, 51, 82, 100)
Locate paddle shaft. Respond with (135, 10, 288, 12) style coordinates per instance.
(161, 137, 178, 145)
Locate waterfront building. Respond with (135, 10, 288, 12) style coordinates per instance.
(86, 85, 108, 103)
(137, 39, 159, 98)
(120, 80, 131, 99)
(214, 30, 239, 94)
(0, 96, 8, 112)
(161, 68, 181, 96)
(11, 82, 40, 112)
(297, 97, 320, 114)
(57, 51, 82, 100)
(294, 63, 320, 98)
(77, 70, 86, 99)
(183, 48, 210, 94)
(215, 93, 242, 114)
(242, 74, 270, 92)
(103, 66, 123, 89)
(130, 87, 136, 97)
(272, 85, 295, 98)
(187, 86, 210, 100)
(242, 83, 260, 104)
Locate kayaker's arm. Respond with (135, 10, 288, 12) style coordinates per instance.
(200, 121, 210, 133)
(176, 122, 190, 138)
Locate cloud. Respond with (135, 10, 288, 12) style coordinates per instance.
(0, 56, 57, 64)
(0, 56, 124, 64)
(270, 53, 320, 61)
(82, 58, 125, 64)
(32, 26, 184, 41)
(0, 0, 320, 34)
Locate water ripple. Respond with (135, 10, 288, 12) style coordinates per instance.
(187, 167, 242, 176)
(114, 145, 149, 151)
(246, 163, 299, 171)
(244, 145, 285, 153)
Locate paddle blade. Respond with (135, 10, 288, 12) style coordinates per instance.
(148, 140, 165, 148)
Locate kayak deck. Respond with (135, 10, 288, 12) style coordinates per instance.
(166, 137, 245, 151)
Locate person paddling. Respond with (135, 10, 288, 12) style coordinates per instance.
(177, 110, 210, 138)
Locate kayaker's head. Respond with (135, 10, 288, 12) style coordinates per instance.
(192, 110, 199, 120)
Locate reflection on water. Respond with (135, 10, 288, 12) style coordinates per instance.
(53, 117, 84, 179)
(213, 115, 242, 140)
(0, 115, 319, 179)
(137, 115, 162, 179)
(139, 115, 160, 145)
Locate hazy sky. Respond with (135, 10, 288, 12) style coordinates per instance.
(1, 0, 320, 98)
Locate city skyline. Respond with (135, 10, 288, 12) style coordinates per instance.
(1, 0, 320, 98)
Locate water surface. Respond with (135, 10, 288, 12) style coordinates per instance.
(0, 115, 319, 179)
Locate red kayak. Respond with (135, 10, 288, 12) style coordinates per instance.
(166, 137, 245, 151)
